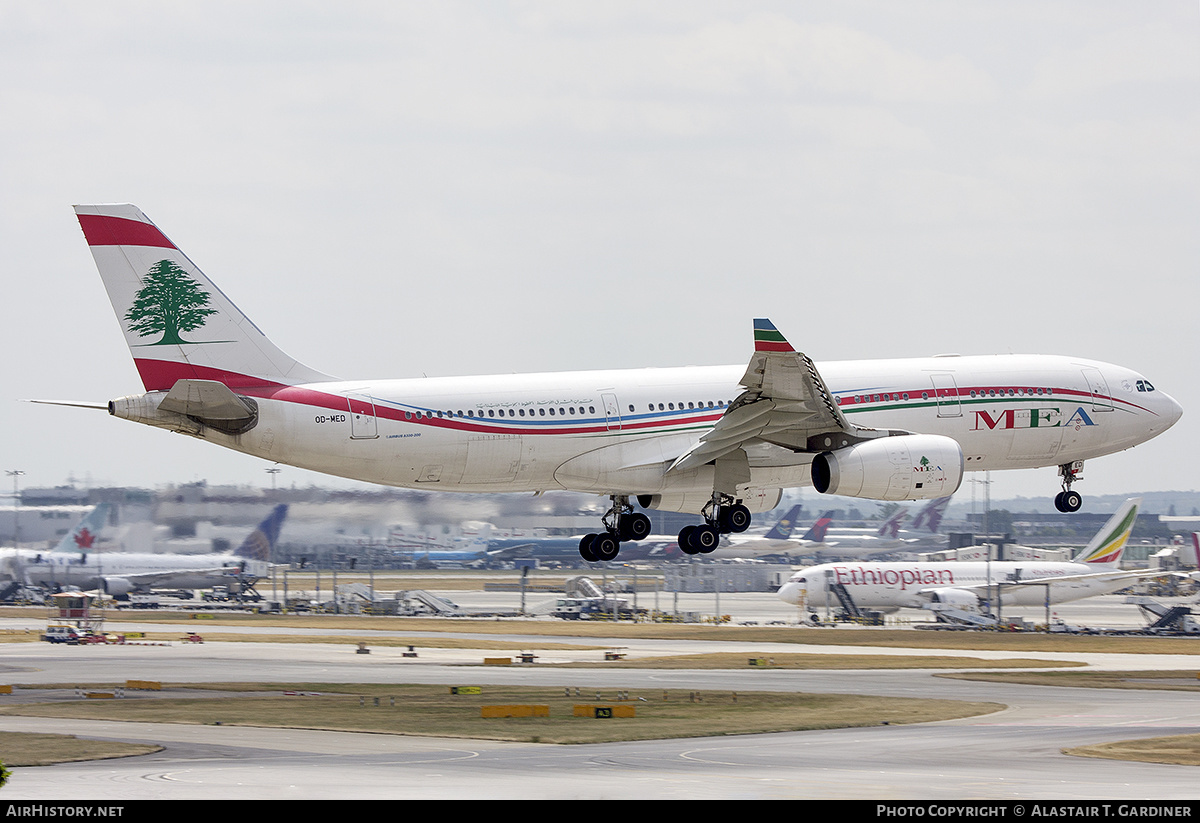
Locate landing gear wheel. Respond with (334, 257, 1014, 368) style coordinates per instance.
(720, 504, 751, 534)
(619, 512, 652, 542)
(694, 524, 720, 553)
(678, 525, 700, 555)
(1055, 490, 1082, 513)
(579, 534, 598, 563)
(592, 533, 621, 562)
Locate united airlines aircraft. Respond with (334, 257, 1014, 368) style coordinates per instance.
(64, 205, 1183, 563)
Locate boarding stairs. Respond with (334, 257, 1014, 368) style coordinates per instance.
(565, 576, 605, 599)
(923, 602, 998, 627)
(405, 590, 461, 615)
(828, 583, 864, 619)
(1125, 596, 1200, 634)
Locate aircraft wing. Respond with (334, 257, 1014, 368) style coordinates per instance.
(102, 566, 247, 589)
(668, 319, 905, 475)
(484, 543, 537, 560)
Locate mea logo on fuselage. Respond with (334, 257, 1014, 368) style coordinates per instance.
(971, 407, 1096, 432)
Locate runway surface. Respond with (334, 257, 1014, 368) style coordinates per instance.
(2, 602, 1199, 800)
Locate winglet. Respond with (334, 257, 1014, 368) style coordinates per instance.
(753, 319, 795, 353)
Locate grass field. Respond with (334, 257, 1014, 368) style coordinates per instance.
(938, 669, 1200, 691)
(1066, 734, 1200, 766)
(0, 682, 1002, 747)
(0, 731, 160, 767)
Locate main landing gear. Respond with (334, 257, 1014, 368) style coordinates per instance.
(578, 496, 653, 563)
(1054, 461, 1084, 513)
(677, 498, 752, 557)
(577, 495, 753, 562)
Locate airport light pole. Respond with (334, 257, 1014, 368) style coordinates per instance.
(7, 470, 24, 546)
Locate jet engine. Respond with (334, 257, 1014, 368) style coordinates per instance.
(101, 577, 135, 597)
(928, 588, 982, 610)
(811, 434, 964, 501)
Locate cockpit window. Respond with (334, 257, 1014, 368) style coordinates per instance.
(1136, 380, 1156, 392)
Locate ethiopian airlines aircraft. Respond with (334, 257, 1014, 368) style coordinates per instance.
(64, 205, 1182, 564)
(777, 498, 1150, 614)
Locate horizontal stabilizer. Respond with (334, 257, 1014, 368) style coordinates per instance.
(152, 379, 259, 434)
(158, 379, 257, 422)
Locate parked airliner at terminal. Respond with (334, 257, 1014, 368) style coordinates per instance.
(62, 205, 1182, 563)
(777, 498, 1152, 615)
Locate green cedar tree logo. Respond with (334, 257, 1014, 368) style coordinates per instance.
(125, 260, 217, 345)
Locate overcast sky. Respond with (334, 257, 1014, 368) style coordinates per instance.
(1, 2, 1196, 508)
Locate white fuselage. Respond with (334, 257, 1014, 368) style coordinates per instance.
(113, 353, 1180, 512)
(7, 550, 256, 592)
(778, 559, 1131, 612)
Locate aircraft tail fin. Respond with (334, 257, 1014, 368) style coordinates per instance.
(233, 504, 289, 561)
(1073, 498, 1140, 565)
(762, 505, 803, 541)
(877, 509, 908, 538)
(800, 511, 835, 542)
(910, 497, 951, 533)
(51, 503, 112, 553)
(75, 205, 333, 392)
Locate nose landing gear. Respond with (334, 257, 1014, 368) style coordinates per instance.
(1054, 461, 1084, 513)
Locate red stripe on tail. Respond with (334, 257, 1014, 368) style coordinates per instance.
(77, 214, 176, 249)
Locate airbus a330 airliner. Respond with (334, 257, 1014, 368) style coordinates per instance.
(65, 205, 1183, 563)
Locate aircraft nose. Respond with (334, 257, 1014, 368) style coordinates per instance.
(777, 581, 803, 605)
(1162, 391, 1184, 428)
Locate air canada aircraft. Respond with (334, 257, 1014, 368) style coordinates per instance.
(0, 503, 114, 578)
(777, 498, 1153, 614)
(62, 205, 1183, 564)
(14, 504, 288, 597)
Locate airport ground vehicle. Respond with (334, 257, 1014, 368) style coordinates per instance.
(42, 625, 84, 644)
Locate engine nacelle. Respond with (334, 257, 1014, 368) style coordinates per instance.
(811, 434, 964, 501)
(928, 588, 982, 610)
(637, 488, 781, 515)
(101, 577, 135, 597)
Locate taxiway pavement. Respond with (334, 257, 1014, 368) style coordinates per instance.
(2, 598, 1198, 800)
